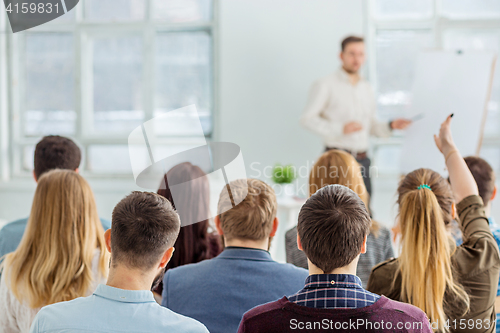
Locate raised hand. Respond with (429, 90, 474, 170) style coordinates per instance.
(433, 114, 457, 156)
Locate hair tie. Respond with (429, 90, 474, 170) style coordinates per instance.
(417, 184, 432, 191)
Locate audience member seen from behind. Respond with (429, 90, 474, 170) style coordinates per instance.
(153, 162, 222, 297)
(285, 149, 393, 287)
(162, 179, 308, 333)
(367, 115, 500, 333)
(0, 170, 109, 333)
(29, 192, 208, 333)
(0, 136, 111, 260)
(238, 184, 432, 333)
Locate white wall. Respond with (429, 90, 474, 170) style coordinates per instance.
(217, 0, 365, 191)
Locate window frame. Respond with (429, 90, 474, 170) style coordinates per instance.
(366, 0, 500, 175)
(3, 0, 218, 180)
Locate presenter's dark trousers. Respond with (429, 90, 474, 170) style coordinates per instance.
(324, 147, 372, 198)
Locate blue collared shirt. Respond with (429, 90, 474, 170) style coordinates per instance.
(29, 284, 208, 333)
(288, 274, 380, 309)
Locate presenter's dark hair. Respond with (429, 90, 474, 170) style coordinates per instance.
(34, 135, 81, 179)
(110, 191, 181, 269)
(341, 36, 364, 51)
(297, 184, 370, 272)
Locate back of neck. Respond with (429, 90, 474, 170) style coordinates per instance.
(307, 258, 358, 276)
(106, 265, 154, 291)
(224, 238, 270, 251)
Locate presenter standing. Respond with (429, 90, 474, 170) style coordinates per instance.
(301, 36, 411, 198)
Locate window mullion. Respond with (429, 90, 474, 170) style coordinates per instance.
(143, 23, 155, 122)
(10, 33, 23, 176)
(80, 31, 94, 143)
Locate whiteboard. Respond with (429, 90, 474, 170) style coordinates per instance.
(400, 50, 496, 175)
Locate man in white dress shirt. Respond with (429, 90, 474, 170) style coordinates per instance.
(300, 36, 411, 197)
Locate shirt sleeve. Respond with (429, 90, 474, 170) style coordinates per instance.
(457, 195, 495, 242)
(455, 195, 500, 273)
(300, 79, 343, 140)
(367, 86, 392, 138)
(455, 195, 500, 329)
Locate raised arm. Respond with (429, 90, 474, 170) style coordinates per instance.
(433, 114, 478, 203)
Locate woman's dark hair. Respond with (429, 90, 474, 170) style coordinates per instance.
(157, 162, 222, 271)
(34, 135, 81, 179)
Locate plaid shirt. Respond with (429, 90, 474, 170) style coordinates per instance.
(288, 274, 380, 309)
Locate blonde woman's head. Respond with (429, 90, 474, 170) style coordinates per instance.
(1, 169, 108, 308)
(309, 150, 378, 235)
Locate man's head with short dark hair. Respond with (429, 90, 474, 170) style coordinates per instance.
(110, 191, 181, 270)
(297, 184, 371, 273)
(34, 135, 81, 180)
(340, 36, 365, 74)
(341, 35, 364, 52)
(464, 156, 496, 206)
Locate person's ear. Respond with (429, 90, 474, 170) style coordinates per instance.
(360, 235, 367, 254)
(32, 170, 37, 183)
(297, 233, 303, 251)
(339, 51, 344, 62)
(269, 217, 279, 238)
(214, 215, 224, 236)
(159, 247, 175, 269)
(104, 229, 112, 253)
(491, 186, 497, 202)
(75, 167, 79, 174)
(451, 202, 457, 220)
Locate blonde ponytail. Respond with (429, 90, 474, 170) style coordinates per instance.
(396, 169, 469, 332)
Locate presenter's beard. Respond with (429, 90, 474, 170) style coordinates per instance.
(152, 267, 166, 291)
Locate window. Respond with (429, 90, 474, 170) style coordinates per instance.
(6, 0, 215, 178)
(369, 0, 500, 174)
(373, 0, 434, 20)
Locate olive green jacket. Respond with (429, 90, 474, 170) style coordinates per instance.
(367, 195, 500, 333)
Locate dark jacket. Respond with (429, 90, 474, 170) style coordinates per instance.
(367, 195, 500, 333)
